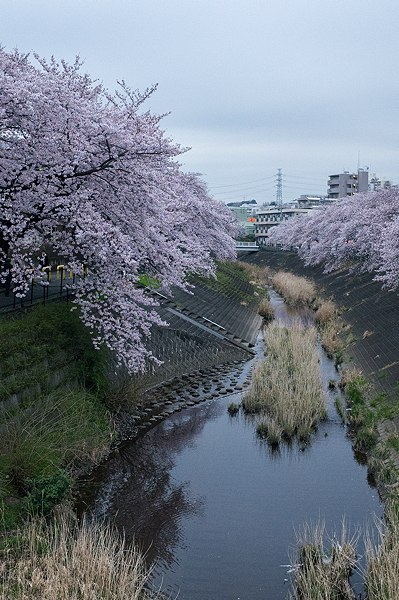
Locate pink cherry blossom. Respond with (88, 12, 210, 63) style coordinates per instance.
(268, 188, 399, 291)
(0, 49, 238, 372)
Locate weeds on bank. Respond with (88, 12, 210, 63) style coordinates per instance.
(314, 300, 349, 367)
(291, 507, 399, 599)
(0, 389, 112, 526)
(340, 368, 399, 477)
(289, 520, 358, 600)
(258, 296, 274, 321)
(243, 320, 326, 442)
(236, 261, 271, 287)
(272, 271, 317, 307)
(0, 303, 114, 528)
(0, 302, 110, 397)
(364, 502, 399, 599)
(0, 508, 154, 600)
(193, 260, 264, 304)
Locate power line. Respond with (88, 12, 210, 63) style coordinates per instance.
(212, 182, 276, 196)
(208, 175, 275, 189)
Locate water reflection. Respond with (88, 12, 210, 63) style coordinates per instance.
(76, 288, 382, 600)
(79, 401, 227, 570)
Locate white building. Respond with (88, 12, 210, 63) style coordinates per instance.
(255, 207, 311, 245)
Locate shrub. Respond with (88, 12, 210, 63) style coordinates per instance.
(23, 473, 72, 516)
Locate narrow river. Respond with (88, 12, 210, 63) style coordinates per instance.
(77, 290, 382, 599)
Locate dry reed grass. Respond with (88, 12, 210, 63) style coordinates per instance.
(237, 261, 271, 286)
(243, 320, 326, 439)
(364, 506, 399, 599)
(272, 271, 316, 306)
(319, 321, 345, 357)
(315, 301, 337, 325)
(0, 508, 156, 600)
(339, 367, 364, 389)
(258, 297, 274, 321)
(289, 520, 358, 600)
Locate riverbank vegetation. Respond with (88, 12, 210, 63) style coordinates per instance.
(272, 271, 317, 306)
(289, 504, 399, 600)
(0, 508, 156, 600)
(0, 302, 114, 529)
(257, 296, 274, 320)
(243, 320, 326, 441)
(193, 260, 267, 305)
(315, 300, 348, 367)
(365, 502, 399, 599)
(289, 520, 357, 600)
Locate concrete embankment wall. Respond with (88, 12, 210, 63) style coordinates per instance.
(243, 249, 399, 394)
(109, 265, 263, 395)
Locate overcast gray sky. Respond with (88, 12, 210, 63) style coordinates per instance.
(1, 0, 398, 203)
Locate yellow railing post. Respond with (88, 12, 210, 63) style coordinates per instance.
(42, 266, 51, 282)
(56, 265, 65, 280)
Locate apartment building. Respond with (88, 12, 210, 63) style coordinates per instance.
(327, 169, 368, 199)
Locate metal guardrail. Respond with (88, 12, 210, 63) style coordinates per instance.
(236, 242, 259, 251)
(0, 265, 87, 312)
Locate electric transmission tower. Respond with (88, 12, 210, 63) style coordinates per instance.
(275, 168, 284, 220)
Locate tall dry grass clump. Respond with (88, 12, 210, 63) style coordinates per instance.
(315, 300, 346, 363)
(364, 505, 399, 599)
(339, 367, 364, 389)
(319, 321, 345, 358)
(243, 320, 326, 439)
(315, 300, 337, 325)
(289, 520, 358, 600)
(237, 261, 271, 286)
(0, 509, 155, 600)
(258, 297, 274, 321)
(272, 271, 317, 306)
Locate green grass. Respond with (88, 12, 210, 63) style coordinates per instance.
(193, 261, 257, 304)
(0, 302, 114, 528)
(0, 302, 109, 397)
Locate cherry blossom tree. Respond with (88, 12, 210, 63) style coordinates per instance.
(268, 188, 399, 291)
(0, 48, 238, 371)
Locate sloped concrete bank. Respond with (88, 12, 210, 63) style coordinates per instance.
(107, 265, 263, 440)
(242, 249, 399, 394)
(109, 265, 263, 401)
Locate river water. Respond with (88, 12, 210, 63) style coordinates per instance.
(77, 290, 382, 600)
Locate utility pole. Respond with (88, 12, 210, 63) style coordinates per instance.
(275, 168, 283, 221)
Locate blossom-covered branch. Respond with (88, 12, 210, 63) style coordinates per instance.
(0, 48, 238, 371)
(268, 188, 399, 290)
